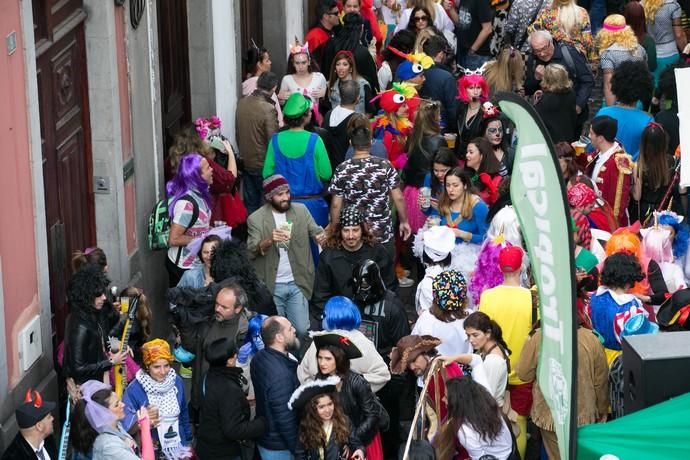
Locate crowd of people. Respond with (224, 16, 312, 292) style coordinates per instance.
(5, 0, 690, 459)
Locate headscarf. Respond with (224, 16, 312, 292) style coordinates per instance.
(340, 206, 365, 227)
(432, 270, 468, 311)
(567, 182, 597, 208)
(81, 380, 117, 434)
(142, 339, 175, 368)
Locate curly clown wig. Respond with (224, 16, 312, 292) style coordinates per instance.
(596, 14, 640, 52)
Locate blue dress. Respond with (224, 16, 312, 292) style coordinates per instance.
(590, 288, 644, 351)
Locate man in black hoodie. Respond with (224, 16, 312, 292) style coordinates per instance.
(323, 80, 359, 169)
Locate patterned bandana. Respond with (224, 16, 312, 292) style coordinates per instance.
(567, 183, 596, 208)
(432, 270, 468, 311)
(142, 339, 174, 367)
(340, 206, 364, 227)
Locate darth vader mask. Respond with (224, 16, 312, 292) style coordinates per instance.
(352, 259, 386, 305)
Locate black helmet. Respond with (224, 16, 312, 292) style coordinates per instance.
(352, 259, 386, 305)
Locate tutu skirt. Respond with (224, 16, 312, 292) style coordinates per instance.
(403, 185, 428, 234)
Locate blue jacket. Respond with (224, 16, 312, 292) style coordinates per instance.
(121, 373, 193, 446)
(251, 347, 300, 452)
(420, 64, 458, 133)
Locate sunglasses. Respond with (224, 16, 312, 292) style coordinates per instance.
(414, 16, 429, 22)
(487, 127, 503, 135)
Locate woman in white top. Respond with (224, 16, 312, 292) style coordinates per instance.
(441, 311, 510, 407)
(278, 44, 328, 117)
(411, 270, 472, 356)
(394, 0, 454, 34)
(445, 377, 514, 460)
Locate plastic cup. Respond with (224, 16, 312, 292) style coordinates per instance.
(572, 141, 587, 156)
(120, 296, 130, 314)
(444, 133, 457, 149)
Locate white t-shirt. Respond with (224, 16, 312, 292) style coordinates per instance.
(411, 310, 471, 356)
(272, 211, 294, 283)
(457, 416, 514, 460)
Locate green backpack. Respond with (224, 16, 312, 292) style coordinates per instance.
(148, 194, 198, 251)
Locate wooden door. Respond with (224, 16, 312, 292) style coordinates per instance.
(240, 0, 263, 77)
(33, 0, 95, 348)
(157, 0, 191, 172)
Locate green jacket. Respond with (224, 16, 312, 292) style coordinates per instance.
(247, 202, 323, 299)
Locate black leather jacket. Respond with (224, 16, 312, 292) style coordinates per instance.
(62, 307, 115, 384)
(336, 371, 381, 446)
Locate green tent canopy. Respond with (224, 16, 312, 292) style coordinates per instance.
(577, 392, 690, 459)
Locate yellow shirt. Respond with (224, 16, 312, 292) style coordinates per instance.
(479, 285, 533, 386)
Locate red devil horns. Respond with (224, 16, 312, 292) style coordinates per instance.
(24, 388, 43, 408)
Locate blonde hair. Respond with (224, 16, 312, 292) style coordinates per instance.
(541, 63, 573, 92)
(643, 0, 664, 22)
(484, 48, 525, 93)
(558, 1, 585, 39)
(414, 27, 438, 53)
(596, 14, 640, 51)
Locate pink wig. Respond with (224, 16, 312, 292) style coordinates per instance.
(469, 240, 513, 305)
(642, 227, 674, 264)
(457, 74, 490, 103)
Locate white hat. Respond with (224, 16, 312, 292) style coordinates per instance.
(423, 226, 456, 262)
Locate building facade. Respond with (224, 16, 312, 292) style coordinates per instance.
(0, 0, 309, 448)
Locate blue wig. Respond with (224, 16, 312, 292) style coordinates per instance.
(166, 153, 211, 218)
(323, 296, 361, 331)
(658, 213, 690, 259)
(237, 314, 268, 364)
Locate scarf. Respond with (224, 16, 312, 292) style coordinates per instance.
(136, 369, 180, 419)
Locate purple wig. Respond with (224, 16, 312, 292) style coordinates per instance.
(469, 240, 513, 305)
(166, 153, 211, 218)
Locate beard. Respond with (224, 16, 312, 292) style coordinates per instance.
(271, 198, 291, 212)
(288, 336, 301, 352)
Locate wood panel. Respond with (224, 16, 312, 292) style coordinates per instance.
(34, 0, 94, 347)
(157, 0, 191, 165)
(240, 0, 264, 77)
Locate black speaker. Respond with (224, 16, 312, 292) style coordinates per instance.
(623, 331, 690, 414)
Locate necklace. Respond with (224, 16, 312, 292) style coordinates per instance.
(445, 197, 466, 228)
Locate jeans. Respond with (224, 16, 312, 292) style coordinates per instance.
(257, 446, 294, 460)
(243, 170, 265, 215)
(273, 281, 310, 339)
(589, 0, 606, 36)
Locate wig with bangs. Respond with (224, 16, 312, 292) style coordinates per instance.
(642, 227, 674, 264)
(323, 296, 362, 331)
(658, 213, 690, 258)
(166, 153, 211, 218)
(457, 74, 489, 103)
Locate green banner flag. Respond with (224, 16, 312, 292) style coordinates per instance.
(498, 93, 578, 459)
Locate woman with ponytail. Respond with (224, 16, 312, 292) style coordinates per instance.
(440, 311, 512, 407)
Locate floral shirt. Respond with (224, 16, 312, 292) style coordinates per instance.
(529, 5, 596, 64)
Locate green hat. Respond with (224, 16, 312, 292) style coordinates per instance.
(283, 93, 312, 118)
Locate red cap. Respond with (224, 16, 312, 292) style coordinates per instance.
(498, 246, 524, 273)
